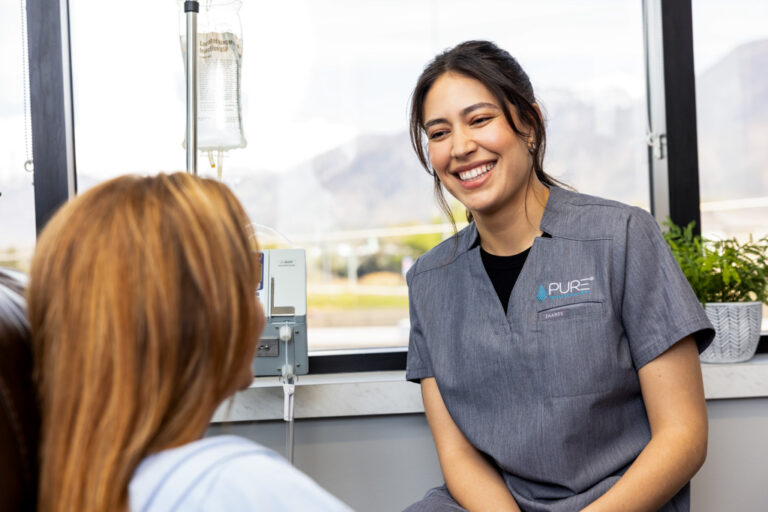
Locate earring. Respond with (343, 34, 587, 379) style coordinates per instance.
(527, 141, 537, 154)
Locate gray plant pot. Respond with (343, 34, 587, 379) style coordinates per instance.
(700, 302, 763, 363)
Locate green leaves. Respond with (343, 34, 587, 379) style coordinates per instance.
(663, 220, 768, 305)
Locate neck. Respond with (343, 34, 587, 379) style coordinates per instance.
(474, 175, 550, 256)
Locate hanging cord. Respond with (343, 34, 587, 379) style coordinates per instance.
(250, 223, 295, 248)
(20, 0, 33, 173)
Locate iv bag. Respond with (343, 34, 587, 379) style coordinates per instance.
(179, 0, 247, 152)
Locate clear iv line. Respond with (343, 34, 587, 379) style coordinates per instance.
(250, 224, 296, 248)
(280, 324, 297, 464)
(20, 0, 33, 173)
(282, 378, 296, 464)
(206, 150, 225, 181)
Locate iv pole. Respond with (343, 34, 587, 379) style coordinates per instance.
(185, 1, 199, 175)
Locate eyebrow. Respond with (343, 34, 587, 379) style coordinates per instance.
(424, 102, 500, 130)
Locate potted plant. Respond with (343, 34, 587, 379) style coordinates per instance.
(664, 221, 768, 363)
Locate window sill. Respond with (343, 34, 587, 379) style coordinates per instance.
(701, 353, 768, 400)
(211, 354, 768, 423)
(212, 371, 422, 422)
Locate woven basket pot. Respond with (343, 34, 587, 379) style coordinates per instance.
(700, 302, 763, 363)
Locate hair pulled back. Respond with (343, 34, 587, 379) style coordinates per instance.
(409, 40, 562, 226)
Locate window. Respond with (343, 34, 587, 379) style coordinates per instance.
(69, 0, 648, 352)
(692, 0, 768, 330)
(0, 1, 36, 272)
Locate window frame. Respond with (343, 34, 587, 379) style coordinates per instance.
(643, 0, 702, 234)
(27, 0, 77, 233)
(27, 0, 765, 372)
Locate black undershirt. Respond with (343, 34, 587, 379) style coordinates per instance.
(480, 233, 551, 314)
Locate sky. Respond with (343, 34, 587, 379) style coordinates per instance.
(3, 0, 649, 182)
(2, 0, 766, 182)
(1, 0, 767, 250)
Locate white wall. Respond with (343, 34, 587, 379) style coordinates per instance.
(691, 398, 768, 511)
(208, 397, 768, 512)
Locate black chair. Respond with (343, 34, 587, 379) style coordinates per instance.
(0, 268, 39, 512)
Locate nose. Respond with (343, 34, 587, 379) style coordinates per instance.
(450, 125, 477, 159)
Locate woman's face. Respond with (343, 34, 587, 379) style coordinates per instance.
(423, 72, 533, 218)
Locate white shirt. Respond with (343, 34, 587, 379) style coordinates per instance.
(130, 435, 352, 512)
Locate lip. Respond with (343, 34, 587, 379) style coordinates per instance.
(451, 159, 497, 174)
(451, 160, 496, 190)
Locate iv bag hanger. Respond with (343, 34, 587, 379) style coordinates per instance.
(185, 1, 199, 175)
(180, 0, 247, 180)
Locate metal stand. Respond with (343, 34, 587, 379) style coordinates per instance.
(185, 1, 199, 174)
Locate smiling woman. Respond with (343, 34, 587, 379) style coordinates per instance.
(410, 41, 564, 236)
(423, 73, 539, 223)
(404, 40, 715, 512)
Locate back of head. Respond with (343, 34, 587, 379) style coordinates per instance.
(27, 173, 260, 512)
(0, 268, 38, 512)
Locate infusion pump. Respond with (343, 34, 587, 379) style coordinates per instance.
(252, 249, 308, 377)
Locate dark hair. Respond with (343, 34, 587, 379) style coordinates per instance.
(409, 40, 564, 229)
(0, 268, 39, 512)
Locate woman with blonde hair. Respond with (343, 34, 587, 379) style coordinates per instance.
(28, 173, 350, 511)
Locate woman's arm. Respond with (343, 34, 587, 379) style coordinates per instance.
(582, 336, 708, 512)
(421, 377, 521, 512)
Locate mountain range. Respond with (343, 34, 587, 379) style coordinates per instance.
(2, 39, 766, 249)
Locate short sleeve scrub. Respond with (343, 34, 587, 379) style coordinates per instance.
(404, 187, 714, 512)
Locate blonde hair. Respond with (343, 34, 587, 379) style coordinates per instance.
(28, 173, 261, 511)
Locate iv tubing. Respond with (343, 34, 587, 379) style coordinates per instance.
(287, 413, 295, 463)
(283, 380, 296, 464)
(280, 324, 297, 464)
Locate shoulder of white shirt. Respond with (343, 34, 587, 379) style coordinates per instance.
(129, 434, 353, 512)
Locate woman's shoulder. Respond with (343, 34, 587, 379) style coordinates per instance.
(406, 223, 478, 285)
(550, 186, 641, 217)
(130, 435, 351, 511)
(545, 187, 651, 241)
(195, 444, 353, 511)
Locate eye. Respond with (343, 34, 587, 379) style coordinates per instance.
(470, 115, 493, 126)
(428, 129, 449, 140)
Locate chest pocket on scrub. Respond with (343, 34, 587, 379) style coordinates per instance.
(536, 300, 613, 397)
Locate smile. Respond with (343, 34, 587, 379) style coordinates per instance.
(457, 161, 495, 181)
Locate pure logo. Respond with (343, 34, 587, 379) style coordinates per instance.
(536, 276, 594, 301)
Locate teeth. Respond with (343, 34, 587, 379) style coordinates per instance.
(458, 162, 495, 181)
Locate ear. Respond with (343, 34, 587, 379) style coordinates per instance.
(527, 102, 544, 144)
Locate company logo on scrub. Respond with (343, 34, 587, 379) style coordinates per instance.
(536, 276, 594, 301)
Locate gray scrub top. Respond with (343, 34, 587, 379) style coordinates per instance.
(405, 187, 714, 512)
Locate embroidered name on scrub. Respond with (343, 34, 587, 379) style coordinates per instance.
(538, 276, 594, 301)
(541, 309, 568, 321)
